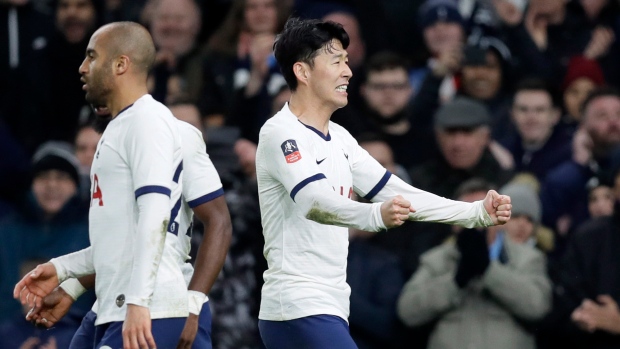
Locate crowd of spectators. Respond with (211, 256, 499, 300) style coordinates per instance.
(2, 0, 620, 348)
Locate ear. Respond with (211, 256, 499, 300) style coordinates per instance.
(114, 55, 130, 75)
(293, 62, 310, 87)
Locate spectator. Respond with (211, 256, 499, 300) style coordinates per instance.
(588, 184, 615, 218)
(0, 141, 93, 322)
(201, 0, 289, 134)
(148, 0, 205, 104)
(497, 181, 554, 252)
(359, 51, 438, 168)
(409, 96, 513, 199)
(44, 0, 102, 144)
(540, 87, 620, 238)
(501, 78, 573, 182)
(0, 1, 54, 154)
(397, 178, 552, 349)
(358, 134, 411, 184)
(560, 56, 606, 133)
(546, 201, 620, 349)
(459, 43, 513, 140)
(410, 0, 465, 101)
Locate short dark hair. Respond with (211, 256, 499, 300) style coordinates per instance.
(453, 178, 495, 200)
(513, 78, 558, 107)
(273, 17, 349, 91)
(364, 51, 410, 80)
(581, 86, 620, 115)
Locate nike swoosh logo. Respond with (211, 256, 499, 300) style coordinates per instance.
(316, 158, 327, 165)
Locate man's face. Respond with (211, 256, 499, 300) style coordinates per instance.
(512, 90, 559, 144)
(360, 141, 396, 174)
(32, 170, 77, 217)
(362, 68, 412, 118)
(504, 215, 535, 244)
(583, 95, 620, 149)
(75, 126, 101, 172)
(79, 30, 114, 109)
(564, 77, 596, 121)
(56, 0, 96, 44)
(244, 0, 277, 35)
(588, 185, 615, 218)
(423, 21, 463, 55)
(306, 40, 352, 110)
(436, 126, 490, 169)
(461, 51, 502, 101)
(151, 0, 200, 56)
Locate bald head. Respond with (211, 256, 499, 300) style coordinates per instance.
(95, 22, 156, 75)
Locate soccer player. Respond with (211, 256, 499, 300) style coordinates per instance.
(255, 18, 512, 349)
(14, 22, 188, 348)
(24, 119, 231, 349)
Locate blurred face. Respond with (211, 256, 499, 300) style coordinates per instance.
(583, 95, 620, 149)
(234, 138, 257, 178)
(32, 170, 77, 217)
(362, 68, 412, 117)
(79, 30, 114, 110)
(512, 90, 559, 144)
(170, 104, 202, 131)
(589, 185, 614, 218)
(323, 12, 365, 69)
(360, 141, 396, 174)
(151, 0, 201, 56)
(244, 0, 277, 34)
(75, 126, 101, 172)
(504, 215, 535, 244)
(423, 21, 463, 55)
(564, 78, 596, 122)
(436, 126, 490, 169)
(305, 40, 352, 110)
(461, 51, 502, 101)
(56, 0, 96, 44)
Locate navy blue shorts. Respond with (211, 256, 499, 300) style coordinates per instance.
(259, 315, 358, 349)
(69, 303, 213, 349)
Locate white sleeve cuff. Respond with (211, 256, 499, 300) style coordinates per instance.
(188, 290, 207, 315)
(49, 258, 69, 284)
(60, 278, 87, 301)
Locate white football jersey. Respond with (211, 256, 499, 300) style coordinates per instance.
(256, 103, 493, 322)
(174, 121, 225, 282)
(88, 94, 185, 324)
(91, 120, 224, 315)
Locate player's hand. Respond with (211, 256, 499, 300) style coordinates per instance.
(14, 262, 59, 310)
(123, 304, 156, 349)
(482, 190, 511, 225)
(27, 286, 74, 328)
(176, 313, 199, 349)
(380, 195, 415, 228)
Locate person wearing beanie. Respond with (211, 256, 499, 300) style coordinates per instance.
(561, 56, 606, 129)
(497, 182, 542, 246)
(0, 141, 93, 348)
(397, 177, 551, 349)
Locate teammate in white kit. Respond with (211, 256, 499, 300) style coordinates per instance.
(13, 22, 191, 349)
(256, 18, 513, 349)
(22, 120, 232, 349)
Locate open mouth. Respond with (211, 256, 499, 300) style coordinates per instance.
(335, 85, 348, 93)
(93, 105, 110, 116)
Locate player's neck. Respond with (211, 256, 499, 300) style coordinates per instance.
(109, 85, 149, 118)
(288, 92, 333, 135)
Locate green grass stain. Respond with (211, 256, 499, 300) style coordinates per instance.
(305, 203, 343, 225)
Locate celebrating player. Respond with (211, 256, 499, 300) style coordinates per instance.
(24, 118, 232, 349)
(14, 22, 189, 349)
(255, 17, 512, 349)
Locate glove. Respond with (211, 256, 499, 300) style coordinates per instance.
(454, 228, 490, 288)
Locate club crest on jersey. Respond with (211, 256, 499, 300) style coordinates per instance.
(281, 139, 302, 164)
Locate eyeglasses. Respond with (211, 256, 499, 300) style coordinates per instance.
(365, 82, 411, 91)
